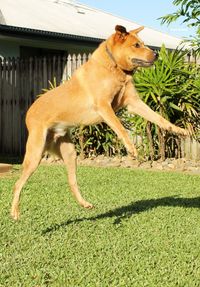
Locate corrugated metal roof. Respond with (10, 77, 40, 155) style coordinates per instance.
(0, 0, 184, 49)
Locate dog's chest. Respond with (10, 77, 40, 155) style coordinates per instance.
(111, 83, 127, 110)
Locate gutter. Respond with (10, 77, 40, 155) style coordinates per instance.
(0, 24, 104, 44)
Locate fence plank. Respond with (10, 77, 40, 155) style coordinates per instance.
(61, 55, 67, 82)
(2, 58, 7, 153)
(0, 58, 2, 152)
(57, 55, 61, 84)
(20, 58, 25, 153)
(52, 56, 56, 84)
(67, 54, 72, 79)
(12, 57, 17, 154)
(72, 54, 77, 74)
(82, 53, 87, 64)
(42, 57, 47, 91)
(181, 137, 200, 161)
(77, 54, 82, 69)
(7, 57, 12, 153)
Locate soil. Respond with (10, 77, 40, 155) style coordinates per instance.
(41, 155, 200, 175)
(0, 163, 12, 175)
(1, 156, 200, 177)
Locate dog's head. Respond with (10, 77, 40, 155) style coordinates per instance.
(108, 25, 158, 71)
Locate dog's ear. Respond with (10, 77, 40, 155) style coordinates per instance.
(115, 25, 127, 34)
(114, 25, 128, 42)
(130, 26, 144, 34)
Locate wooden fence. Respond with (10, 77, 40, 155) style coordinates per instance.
(181, 137, 200, 161)
(0, 54, 90, 155)
(0, 54, 199, 160)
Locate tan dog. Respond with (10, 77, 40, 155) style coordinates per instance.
(11, 25, 187, 220)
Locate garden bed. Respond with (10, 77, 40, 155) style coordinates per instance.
(42, 155, 200, 174)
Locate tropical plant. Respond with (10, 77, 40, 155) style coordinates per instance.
(71, 122, 126, 158)
(42, 77, 58, 93)
(134, 44, 200, 159)
(159, 0, 200, 54)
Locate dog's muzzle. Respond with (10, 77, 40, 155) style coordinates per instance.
(131, 59, 154, 67)
(132, 51, 158, 67)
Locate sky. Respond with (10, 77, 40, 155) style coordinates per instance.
(79, 0, 197, 39)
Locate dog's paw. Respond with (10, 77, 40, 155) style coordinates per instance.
(10, 208, 20, 221)
(81, 200, 94, 209)
(128, 148, 138, 160)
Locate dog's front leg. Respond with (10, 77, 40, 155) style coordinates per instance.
(98, 102, 138, 157)
(124, 83, 188, 136)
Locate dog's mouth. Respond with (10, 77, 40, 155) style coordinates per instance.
(131, 58, 155, 67)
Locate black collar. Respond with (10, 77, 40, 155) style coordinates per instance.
(105, 45, 137, 76)
(105, 45, 117, 66)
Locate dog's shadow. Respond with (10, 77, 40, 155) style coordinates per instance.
(42, 196, 200, 234)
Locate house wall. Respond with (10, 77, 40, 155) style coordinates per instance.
(0, 35, 99, 58)
(0, 39, 20, 57)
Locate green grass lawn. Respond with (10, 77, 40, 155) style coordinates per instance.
(0, 165, 200, 287)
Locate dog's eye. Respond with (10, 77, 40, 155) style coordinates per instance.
(134, 43, 141, 48)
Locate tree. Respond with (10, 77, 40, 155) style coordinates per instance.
(159, 0, 200, 53)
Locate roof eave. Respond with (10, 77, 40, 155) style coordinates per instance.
(0, 24, 103, 44)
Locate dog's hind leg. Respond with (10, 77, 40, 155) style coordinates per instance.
(11, 128, 47, 220)
(56, 134, 93, 209)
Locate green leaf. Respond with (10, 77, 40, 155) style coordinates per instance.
(169, 102, 182, 111)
